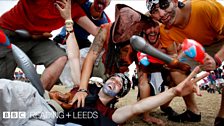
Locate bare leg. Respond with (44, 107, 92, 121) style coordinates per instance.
(171, 71, 199, 113)
(168, 71, 201, 122)
(217, 88, 224, 118)
(182, 93, 199, 113)
(41, 56, 67, 91)
(138, 71, 164, 125)
(214, 88, 224, 125)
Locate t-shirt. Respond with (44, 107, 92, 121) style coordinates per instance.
(69, 85, 116, 120)
(160, 0, 224, 48)
(57, 1, 110, 49)
(56, 84, 117, 125)
(0, 0, 86, 35)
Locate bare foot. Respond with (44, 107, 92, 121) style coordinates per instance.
(143, 115, 165, 126)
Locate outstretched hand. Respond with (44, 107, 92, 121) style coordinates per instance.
(55, 0, 72, 20)
(69, 91, 88, 108)
(174, 66, 209, 97)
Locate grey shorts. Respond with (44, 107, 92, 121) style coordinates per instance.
(179, 39, 224, 70)
(0, 28, 66, 79)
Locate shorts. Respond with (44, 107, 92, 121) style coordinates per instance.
(0, 28, 66, 79)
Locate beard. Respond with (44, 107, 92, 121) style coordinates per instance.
(102, 82, 117, 97)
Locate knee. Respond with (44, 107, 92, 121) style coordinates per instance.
(170, 72, 187, 85)
(55, 56, 67, 65)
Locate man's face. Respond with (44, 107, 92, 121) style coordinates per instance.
(103, 76, 123, 96)
(144, 22, 160, 44)
(93, 0, 111, 13)
(150, 0, 177, 27)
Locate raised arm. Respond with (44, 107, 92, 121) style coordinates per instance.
(55, 0, 81, 84)
(112, 66, 208, 124)
(72, 26, 108, 107)
(76, 16, 100, 36)
(66, 27, 81, 85)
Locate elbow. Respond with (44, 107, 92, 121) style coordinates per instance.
(92, 27, 100, 36)
(56, 55, 68, 65)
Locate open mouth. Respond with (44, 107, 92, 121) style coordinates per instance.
(147, 32, 158, 43)
(108, 85, 114, 90)
(149, 33, 157, 40)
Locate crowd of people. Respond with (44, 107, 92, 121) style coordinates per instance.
(200, 66, 224, 94)
(13, 70, 30, 82)
(0, 0, 223, 126)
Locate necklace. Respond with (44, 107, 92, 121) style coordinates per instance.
(91, 15, 101, 20)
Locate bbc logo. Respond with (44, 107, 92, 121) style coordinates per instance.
(3, 111, 26, 119)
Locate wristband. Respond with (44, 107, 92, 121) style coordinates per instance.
(62, 28, 74, 44)
(65, 20, 74, 33)
(65, 25, 74, 33)
(77, 89, 88, 93)
(65, 19, 74, 25)
(214, 55, 222, 68)
(66, 29, 74, 33)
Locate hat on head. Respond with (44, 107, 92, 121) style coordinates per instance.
(146, 0, 159, 13)
(112, 4, 155, 43)
(112, 73, 131, 98)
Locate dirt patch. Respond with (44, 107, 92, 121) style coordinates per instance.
(117, 89, 221, 126)
(51, 86, 221, 126)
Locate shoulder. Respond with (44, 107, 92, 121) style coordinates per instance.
(159, 25, 174, 48)
(191, 0, 223, 13)
(101, 12, 110, 22)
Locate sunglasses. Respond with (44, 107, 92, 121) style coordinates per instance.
(159, 0, 171, 10)
(150, 4, 158, 14)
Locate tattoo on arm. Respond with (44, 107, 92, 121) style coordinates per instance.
(90, 28, 106, 55)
